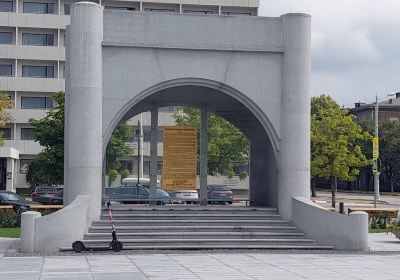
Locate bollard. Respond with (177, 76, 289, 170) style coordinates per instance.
(339, 202, 345, 214)
(20, 211, 41, 253)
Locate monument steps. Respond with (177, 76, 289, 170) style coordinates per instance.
(70, 206, 333, 251)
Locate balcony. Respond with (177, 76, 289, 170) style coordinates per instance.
(3, 139, 43, 155)
(0, 76, 64, 92)
(7, 108, 50, 123)
(0, 44, 65, 61)
(0, 12, 69, 29)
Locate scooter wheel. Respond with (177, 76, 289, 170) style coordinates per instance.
(111, 241, 123, 252)
(72, 241, 85, 253)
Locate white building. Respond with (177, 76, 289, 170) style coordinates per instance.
(0, 0, 259, 193)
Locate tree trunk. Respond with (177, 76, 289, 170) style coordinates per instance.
(331, 176, 337, 209)
(311, 178, 316, 198)
(390, 173, 395, 193)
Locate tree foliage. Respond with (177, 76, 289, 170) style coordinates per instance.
(26, 92, 133, 186)
(105, 122, 133, 174)
(175, 107, 249, 178)
(311, 95, 371, 205)
(0, 93, 13, 146)
(379, 120, 400, 192)
(27, 92, 64, 185)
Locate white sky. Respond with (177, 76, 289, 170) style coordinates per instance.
(259, 0, 400, 107)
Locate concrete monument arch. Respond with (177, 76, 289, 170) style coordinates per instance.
(22, 2, 369, 253)
(64, 2, 311, 220)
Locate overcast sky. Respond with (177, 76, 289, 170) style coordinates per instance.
(259, 0, 400, 107)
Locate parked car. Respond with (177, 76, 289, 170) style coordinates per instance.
(0, 190, 41, 213)
(172, 190, 199, 204)
(31, 186, 63, 205)
(207, 185, 233, 205)
(104, 184, 170, 205)
(121, 177, 161, 187)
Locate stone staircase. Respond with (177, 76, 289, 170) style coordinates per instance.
(68, 206, 333, 250)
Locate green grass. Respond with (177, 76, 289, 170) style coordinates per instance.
(0, 228, 20, 238)
(369, 228, 388, 233)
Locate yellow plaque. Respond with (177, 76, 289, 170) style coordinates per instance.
(372, 137, 379, 159)
(162, 127, 197, 191)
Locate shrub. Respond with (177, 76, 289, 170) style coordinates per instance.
(370, 213, 392, 229)
(0, 213, 21, 228)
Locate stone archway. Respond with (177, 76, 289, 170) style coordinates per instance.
(64, 2, 311, 221)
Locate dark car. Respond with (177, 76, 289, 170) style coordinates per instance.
(0, 190, 41, 213)
(32, 186, 63, 205)
(207, 185, 234, 205)
(104, 184, 170, 205)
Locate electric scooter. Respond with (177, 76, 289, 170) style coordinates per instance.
(72, 201, 123, 252)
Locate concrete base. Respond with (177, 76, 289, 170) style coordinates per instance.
(20, 211, 41, 253)
(33, 195, 93, 253)
(292, 197, 369, 251)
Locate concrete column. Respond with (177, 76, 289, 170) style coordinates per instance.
(65, 2, 103, 219)
(63, 25, 70, 207)
(199, 108, 208, 205)
(20, 211, 41, 253)
(149, 106, 158, 203)
(278, 14, 311, 219)
(6, 158, 14, 192)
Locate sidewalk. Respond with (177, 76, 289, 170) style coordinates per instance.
(0, 235, 399, 280)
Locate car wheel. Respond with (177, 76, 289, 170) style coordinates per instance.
(72, 241, 85, 253)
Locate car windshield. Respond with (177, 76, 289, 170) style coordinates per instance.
(156, 189, 170, 197)
(36, 186, 57, 193)
(211, 186, 231, 191)
(1, 192, 25, 201)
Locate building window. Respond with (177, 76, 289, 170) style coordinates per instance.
(105, 6, 135, 11)
(22, 65, 54, 78)
(120, 160, 133, 173)
(143, 130, 163, 142)
(183, 10, 213, 14)
(21, 96, 53, 109)
(0, 127, 11, 140)
(0, 32, 13, 44)
(222, 11, 252, 16)
(0, 64, 12, 76)
(23, 2, 56, 14)
(20, 159, 33, 174)
(64, 3, 70, 15)
(22, 33, 55, 46)
(21, 128, 35, 140)
(144, 8, 175, 13)
(0, 1, 13, 12)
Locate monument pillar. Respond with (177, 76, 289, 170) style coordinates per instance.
(199, 108, 208, 205)
(149, 106, 158, 204)
(65, 2, 104, 219)
(278, 14, 311, 219)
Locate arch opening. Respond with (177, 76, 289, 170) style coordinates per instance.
(103, 80, 279, 207)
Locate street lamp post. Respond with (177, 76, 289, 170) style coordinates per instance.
(373, 95, 380, 208)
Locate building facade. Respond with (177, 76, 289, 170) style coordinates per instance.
(0, 0, 259, 192)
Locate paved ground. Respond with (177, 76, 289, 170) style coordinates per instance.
(1, 234, 400, 280)
(316, 191, 400, 210)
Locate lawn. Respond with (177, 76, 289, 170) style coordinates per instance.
(369, 228, 387, 233)
(0, 228, 20, 238)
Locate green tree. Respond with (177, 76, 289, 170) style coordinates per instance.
(379, 120, 400, 192)
(105, 122, 133, 174)
(0, 93, 13, 145)
(311, 95, 371, 207)
(175, 107, 249, 177)
(26, 92, 133, 186)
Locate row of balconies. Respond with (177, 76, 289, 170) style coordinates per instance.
(0, 76, 64, 92)
(0, 44, 65, 61)
(0, 1, 257, 29)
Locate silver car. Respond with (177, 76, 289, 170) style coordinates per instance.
(172, 190, 199, 204)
